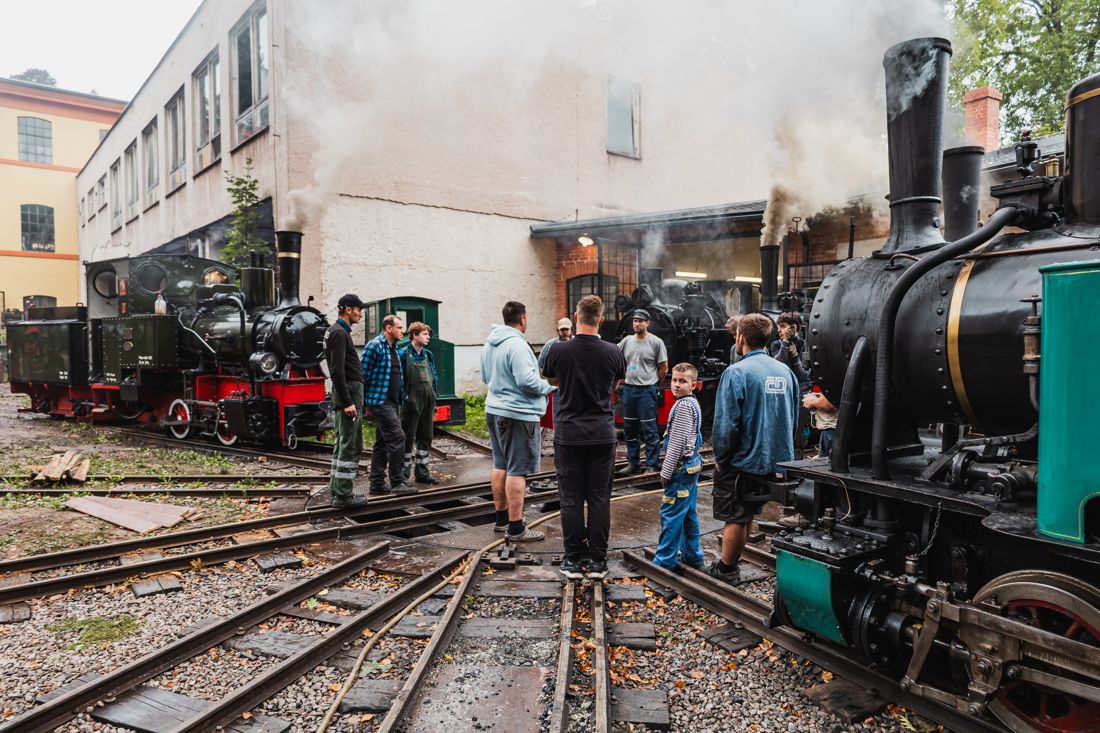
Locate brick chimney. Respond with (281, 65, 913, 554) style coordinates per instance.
(963, 86, 1003, 152)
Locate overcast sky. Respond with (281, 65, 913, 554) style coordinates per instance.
(0, 0, 204, 100)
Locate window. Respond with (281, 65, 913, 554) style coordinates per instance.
(96, 176, 106, 211)
(194, 52, 222, 170)
(165, 90, 186, 190)
(87, 187, 96, 219)
(607, 77, 641, 158)
(109, 160, 122, 229)
(124, 142, 139, 219)
(233, 4, 269, 144)
(566, 274, 620, 318)
(17, 117, 52, 163)
(80, 197, 85, 227)
(20, 204, 55, 252)
(142, 119, 159, 206)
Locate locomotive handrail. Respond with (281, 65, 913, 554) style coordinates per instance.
(871, 205, 1021, 480)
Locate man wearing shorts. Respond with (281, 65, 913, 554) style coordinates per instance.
(481, 301, 556, 542)
(709, 313, 798, 583)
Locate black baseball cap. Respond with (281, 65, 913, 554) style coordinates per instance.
(338, 293, 365, 309)
(632, 309, 651, 321)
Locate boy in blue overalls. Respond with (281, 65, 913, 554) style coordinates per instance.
(655, 362, 706, 570)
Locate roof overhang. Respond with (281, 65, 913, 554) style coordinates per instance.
(530, 200, 766, 247)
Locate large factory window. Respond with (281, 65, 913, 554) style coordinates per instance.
(124, 141, 139, 220)
(165, 90, 186, 191)
(109, 159, 122, 230)
(607, 78, 640, 158)
(567, 274, 619, 318)
(233, 4, 269, 145)
(142, 118, 159, 207)
(20, 204, 55, 252)
(193, 51, 221, 171)
(17, 117, 52, 164)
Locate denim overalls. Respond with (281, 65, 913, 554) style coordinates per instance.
(654, 397, 706, 570)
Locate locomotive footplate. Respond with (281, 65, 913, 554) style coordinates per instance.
(772, 526, 891, 568)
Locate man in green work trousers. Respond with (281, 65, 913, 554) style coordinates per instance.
(324, 294, 369, 508)
(400, 322, 440, 485)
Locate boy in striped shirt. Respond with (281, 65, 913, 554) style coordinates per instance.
(654, 363, 706, 570)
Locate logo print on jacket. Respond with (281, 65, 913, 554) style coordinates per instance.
(765, 376, 787, 394)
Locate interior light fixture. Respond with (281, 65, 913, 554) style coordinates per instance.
(734, 276, 763, 283)
(675, 271, 707, 279)
(578, 234, 595, 246)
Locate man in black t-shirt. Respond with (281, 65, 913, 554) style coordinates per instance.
(543, 294, 626, 579)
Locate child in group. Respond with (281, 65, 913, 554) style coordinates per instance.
(803, 390, 838, 458)
(654, 363, 706, 571)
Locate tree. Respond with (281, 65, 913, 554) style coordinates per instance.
(11, 68, 56, 86)
(223, 158, 269, 267)
(950, 0, 1100, 142)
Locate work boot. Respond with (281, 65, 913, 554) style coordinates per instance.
(615, 464, 643, 478)
(330, 494, 369, 510)
(388, 482, 418, 496)
(706, 560, 742, 585)
(415, 475, 440, 485)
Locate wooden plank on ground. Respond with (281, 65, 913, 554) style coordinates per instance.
(35, 455, 64, 482)
(65, 496, 162, 533)
(89, 686, 290, 733)
(71, 458, 91, 483)
(60, 452, 83, 479)
(50, 451, 77, 481)
(801, 678, 887, 724)
(610, 687, 670, 728)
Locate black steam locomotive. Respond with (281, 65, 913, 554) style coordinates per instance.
(760, 37, 1100, 733)
(7, 231, 331, 448)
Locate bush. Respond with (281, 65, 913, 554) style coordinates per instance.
(461, 393, 490, 439)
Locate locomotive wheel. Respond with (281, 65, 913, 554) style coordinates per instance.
(167, 399, 192, 440)
(973, 571, 1100, 733)
(215, 411, 239, 446)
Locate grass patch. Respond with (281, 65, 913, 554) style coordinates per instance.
(460, 393, 490, 439)
(48, 615, 142, 650)
(91, 448, 236, 476)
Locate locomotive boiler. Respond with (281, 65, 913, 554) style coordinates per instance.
(8, 231, 330, 448)
(761, 37, 1100, 733)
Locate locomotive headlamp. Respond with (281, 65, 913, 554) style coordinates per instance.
(250, 351, 280, 375)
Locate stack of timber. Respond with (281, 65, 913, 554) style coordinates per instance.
(29, 451, 91, 483)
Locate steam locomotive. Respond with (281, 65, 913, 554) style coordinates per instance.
(761, 37, 1100, 733)
(7, 231, 329, 448)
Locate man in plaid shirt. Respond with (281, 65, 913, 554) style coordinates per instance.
(361, 314, 416, 496)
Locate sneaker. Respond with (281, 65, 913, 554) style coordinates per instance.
(505, 527, 546, 542)
(492, 522, 510, 533)
(330, 494, 369, 509)
(415, 476, 440, 485)
(388, 482, 418, 496)
(706, 560, 741, 584)
(587, 558, 609, 579)
(371, 484, 391, 496)
(615, 464, 643, 478)
(559, 558, 584, 579)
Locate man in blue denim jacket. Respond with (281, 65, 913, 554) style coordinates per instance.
(709, 313, 798, 583)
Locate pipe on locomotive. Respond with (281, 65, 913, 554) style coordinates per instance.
(760, 242, 780, 311)
(941, 146, 985, 242)
(275, 230, 303, 308)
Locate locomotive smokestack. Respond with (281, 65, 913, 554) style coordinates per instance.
(1064, 72, 1100, 228)
(881, 37, 952, 253)
(275, 230, 303, 308)
(942, 145, 985, 241)
(760, 242, 779, 311)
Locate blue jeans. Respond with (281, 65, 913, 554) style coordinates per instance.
(654, 470, 705, 570)
(623, 384, 660, 469)
(819, 428, 835, 458)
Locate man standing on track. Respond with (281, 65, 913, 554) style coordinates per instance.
(400, 322, 439, 485)
(709, 313, 798, 584)
(323, 294, 369, 509)
(617, 309, 668, 476)
(543, 295, 626, 579)
(481, 301, 555, 543)
(362, 314, 417, 496)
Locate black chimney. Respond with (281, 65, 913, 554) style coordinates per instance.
(760, 242, 779, 311)
(1064, 72, 1100, 229)
(881, 37, 952, 253)
(942, 145, 985, 241)
(275, 230, 302, 308)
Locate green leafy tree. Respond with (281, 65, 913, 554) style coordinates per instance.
(11, 68, 56, 86)
(950, 0, 1100, 142)
(222, 158, 269, 267)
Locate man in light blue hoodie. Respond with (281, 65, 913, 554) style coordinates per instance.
(481, 301, 556, 542)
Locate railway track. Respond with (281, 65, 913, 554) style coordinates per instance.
(0, 541, 469, 733)
(433, 426, 493, 455)
(622, 548, 1006, 733)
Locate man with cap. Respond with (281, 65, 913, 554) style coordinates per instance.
(617, 309, 668, 476)
(324, 294, 369, 508)
(538, 317, 574, 374)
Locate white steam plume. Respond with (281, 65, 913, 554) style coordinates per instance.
(282, 0, 952, 240)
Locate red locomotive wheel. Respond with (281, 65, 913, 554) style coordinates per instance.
(167, 399, 191, 440)
(215, 411, 238, 446)
(975, 572, 1100, 733)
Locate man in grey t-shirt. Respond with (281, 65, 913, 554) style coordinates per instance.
(616, 310, 668, 475)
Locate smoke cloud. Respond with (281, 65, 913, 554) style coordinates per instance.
(282, 0, 952, 243)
